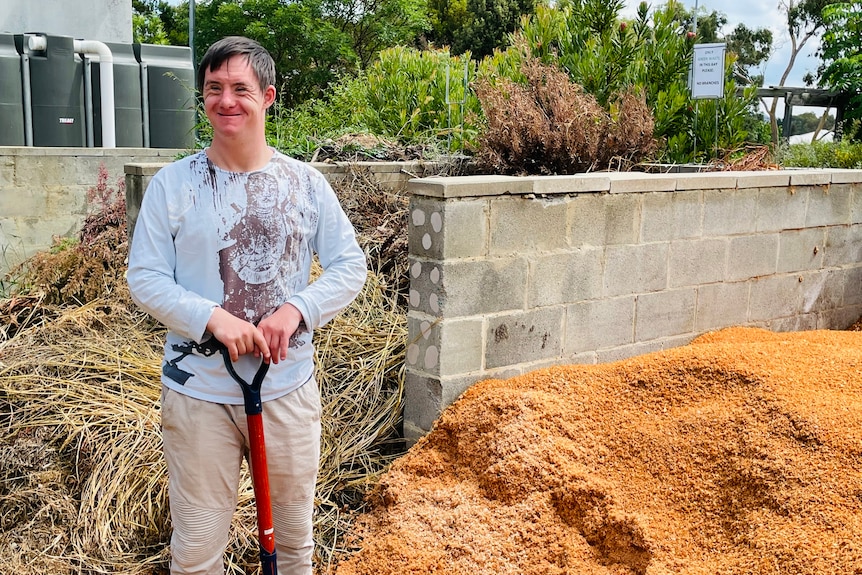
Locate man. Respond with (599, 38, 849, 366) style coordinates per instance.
(127, 36, 367, 575)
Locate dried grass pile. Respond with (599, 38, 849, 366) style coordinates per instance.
(333, 327, 862, 575)
(0, 167, 410, 574)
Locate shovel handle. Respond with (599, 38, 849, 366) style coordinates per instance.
(215, 342, 278, 574)
(218, 346, 270, 416)
(248, 412, 277, 574)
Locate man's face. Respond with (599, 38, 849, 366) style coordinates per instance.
(202, 55, 274, 140)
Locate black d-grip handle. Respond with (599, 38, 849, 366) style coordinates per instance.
(217, 346, 271, 416)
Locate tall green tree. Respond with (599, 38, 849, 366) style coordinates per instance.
(427, 0, 537, 58)
(132, 0, 170, 44)
(765, 0, 841, 142)
(190, 0, 356, 107)
(818, 1, 862, 125)
(322, 0, 431, 67)
(426, 0, 470, 49)
(164, 0, 428, 106)
(725, 24, 773, 86)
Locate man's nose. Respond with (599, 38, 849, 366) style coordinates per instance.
(219, 89, 237, 106)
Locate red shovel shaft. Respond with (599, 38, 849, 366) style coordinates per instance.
(247, 412, 277, 574)
(214, 343, 277, 574)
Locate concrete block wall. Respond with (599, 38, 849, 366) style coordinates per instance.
(403, 169, 862, 442)
(0, 146, 182, 279)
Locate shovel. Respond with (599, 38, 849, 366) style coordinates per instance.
(217, 345, 278, 575)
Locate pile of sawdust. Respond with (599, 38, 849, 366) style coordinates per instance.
(333, 327, 862, 575)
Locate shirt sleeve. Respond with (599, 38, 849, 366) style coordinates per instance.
(126, 171, 219, 342)
(286, 170, 367, 330)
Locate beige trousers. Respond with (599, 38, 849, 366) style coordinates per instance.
(161, 379, 321, 575)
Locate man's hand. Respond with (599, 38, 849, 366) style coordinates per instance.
(206, 307, 270, 363)
(257, 303, 303, 364)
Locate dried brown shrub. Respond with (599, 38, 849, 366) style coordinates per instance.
(474, 58, 657, 175)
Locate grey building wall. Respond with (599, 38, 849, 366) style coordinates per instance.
(0, 0, 132, 43)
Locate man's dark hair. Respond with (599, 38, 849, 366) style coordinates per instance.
(197, 36, 276, 92)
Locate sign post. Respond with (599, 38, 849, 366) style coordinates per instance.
(689, 42, 726, 159)
(690, 43, 726, 99)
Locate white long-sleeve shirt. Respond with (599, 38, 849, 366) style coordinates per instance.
(127, 150, 367, 404)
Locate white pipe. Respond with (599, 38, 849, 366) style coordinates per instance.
(28, 35, 116, 148)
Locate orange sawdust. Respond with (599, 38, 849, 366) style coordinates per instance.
(334, 327, 862, 575)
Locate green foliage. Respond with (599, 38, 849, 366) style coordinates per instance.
(193, 0, 357, 107)
(690, 8, 724, 42)
(362, 47, 482, 149)
(651, 82, 693, 160)
(171, 0, 428, 108)
(519, 1, 686, 106)
(427, 0, 537, 58)
(132, 0, 171, 44)
(321, 0, 431, 67)
(776, 132, 862, 169)
(133, 13, 169, 44)
(266, 48, 483, 158)
(684, 82, 756, 162)
(160, 0, 775, 167)
(787, 0, 836, 35)
(515, 0, 755, 163)
(267, 75, 370, 158)
(427, 0, 470, 48)
(741, 112, 773, 145)
(725, 23, 772, 85)
(789, 111, 835, 135)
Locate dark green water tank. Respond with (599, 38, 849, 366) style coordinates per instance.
(92, 42, 143, 147)
(134, 43, 195, 149)
(0, 34, 25, 146)
(25, 34, 85, 147)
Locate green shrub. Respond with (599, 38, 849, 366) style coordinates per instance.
(267, 47, 485, 159)
(362, 46, 482, 151)
(268, 75, 370, 159)
(776, 139, 862, 169)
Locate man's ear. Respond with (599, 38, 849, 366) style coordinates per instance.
(264, 85, 277, 108)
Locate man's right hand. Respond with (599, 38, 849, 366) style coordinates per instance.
(206, 307, 271, 363)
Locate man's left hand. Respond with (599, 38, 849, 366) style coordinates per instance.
(258, 303, 303, 364)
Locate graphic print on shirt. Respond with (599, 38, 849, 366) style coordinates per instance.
(215, 165, 313, 343)
(218, 171, 291, 322)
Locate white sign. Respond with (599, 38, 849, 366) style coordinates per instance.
(690, 43, 726, 99)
